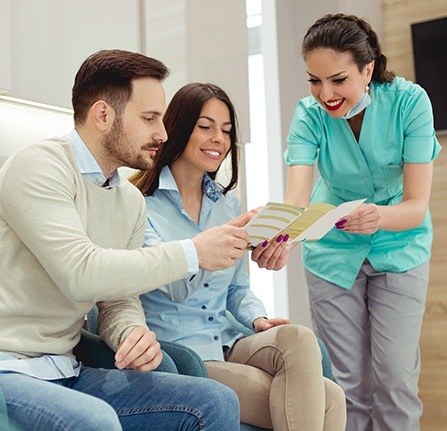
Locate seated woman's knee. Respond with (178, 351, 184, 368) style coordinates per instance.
(272, 324, 319, 352)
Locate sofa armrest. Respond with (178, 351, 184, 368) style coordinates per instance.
(159, 340, 207, 378)
(74, 329, 179, 374)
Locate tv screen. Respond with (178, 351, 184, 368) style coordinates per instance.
(411, 17, 447, 132)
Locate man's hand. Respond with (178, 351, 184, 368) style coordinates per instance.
(227, 207, 260, 228)
(192, 224, 250, 271)
(114, 326, 162, 372)
(251, 235, 291, 271)
(253, 317, 291, 333)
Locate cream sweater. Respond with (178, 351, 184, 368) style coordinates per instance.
(0, 138, 188, 359)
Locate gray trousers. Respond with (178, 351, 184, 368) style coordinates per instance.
(305, 260, 429, 431)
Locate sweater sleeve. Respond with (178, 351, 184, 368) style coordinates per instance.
(97, 296, 148, 351)
(0, 143, 188, 303)
(96, 196, 149, 350)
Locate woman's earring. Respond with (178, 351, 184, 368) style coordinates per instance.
(365, 84, 370, 94)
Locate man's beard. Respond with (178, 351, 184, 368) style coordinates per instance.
(103, 116, 158, 171)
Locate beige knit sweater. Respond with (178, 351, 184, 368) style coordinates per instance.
(0, 138, 188, 359)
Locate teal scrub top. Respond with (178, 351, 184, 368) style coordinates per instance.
(284, 77, 442, 289)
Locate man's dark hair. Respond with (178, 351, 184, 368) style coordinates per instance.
(72, 49, 169, 125)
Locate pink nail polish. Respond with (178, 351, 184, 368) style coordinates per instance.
(283, 234, 289, 242)
(276, 235, 284, 243)
(262, 240, 269, 247)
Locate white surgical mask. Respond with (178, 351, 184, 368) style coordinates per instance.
(342, 91, 371, 119)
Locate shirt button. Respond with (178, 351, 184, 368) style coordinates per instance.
(363, 178, 369, 182)
(213, 335, 219, 340)
(208, 317, 213, 321)
(204, 283, 209, 287)
(202, 305, 207, 310)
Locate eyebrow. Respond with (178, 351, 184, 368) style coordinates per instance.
(199, 115, 232, 126)
(142, 110, 163, 116)
(307, 71, 347, 79)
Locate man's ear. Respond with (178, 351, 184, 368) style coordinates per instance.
(91, 100, 115, 132)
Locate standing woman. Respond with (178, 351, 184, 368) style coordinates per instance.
(131, 82, 347, 431)
(284, 13, 441, 431)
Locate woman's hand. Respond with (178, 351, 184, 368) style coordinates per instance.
(251, 235, 290, 271)
(335, 203, 382, 234)
(253, 317, 291, 333)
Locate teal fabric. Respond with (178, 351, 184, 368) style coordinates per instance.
(284, 77, 441, 289)
(158, 341, 207, 377)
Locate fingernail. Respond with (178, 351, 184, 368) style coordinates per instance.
(262, 240, 269, 247)
(335, 219, 347, 229)
(115, 354, 122, 362)
(283, 234, 289, 242)
(276, 235, 284, 243)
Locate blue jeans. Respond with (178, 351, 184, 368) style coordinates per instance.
(0, 366, 240, 430)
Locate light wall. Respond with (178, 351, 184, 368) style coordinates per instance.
(0, 0, 249, 175)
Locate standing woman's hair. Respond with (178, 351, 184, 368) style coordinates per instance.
(302, 13, 395, 83)
(132, 83, 240, 196)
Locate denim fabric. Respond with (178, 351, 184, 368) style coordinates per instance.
(1, 365, 240, 431)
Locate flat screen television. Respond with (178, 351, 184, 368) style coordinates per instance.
(411, 17, 447, 132)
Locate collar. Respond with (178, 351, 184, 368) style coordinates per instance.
(159, 166, 223, 203)
(69, 129, 120, 188)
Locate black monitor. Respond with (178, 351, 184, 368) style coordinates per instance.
(411, 17, 447, 132)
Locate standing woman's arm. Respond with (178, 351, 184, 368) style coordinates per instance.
(285, 164, 315, 208)
(341, 162, 433, 234)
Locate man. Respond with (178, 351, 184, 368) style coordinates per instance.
(0, 49, 248, 430)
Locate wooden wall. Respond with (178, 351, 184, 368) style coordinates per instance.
(382, 1, 447, 430)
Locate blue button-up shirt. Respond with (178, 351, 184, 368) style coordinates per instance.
(141, 166, 267, 361)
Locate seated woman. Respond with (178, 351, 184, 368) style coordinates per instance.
(131, 82, 346, 431)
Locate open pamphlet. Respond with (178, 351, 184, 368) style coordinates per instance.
(244, 198, 366, 248)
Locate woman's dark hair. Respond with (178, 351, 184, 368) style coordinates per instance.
(131, 82, 239, 196)
(302, 13, 395, 83)
(72, 49, 169, 125)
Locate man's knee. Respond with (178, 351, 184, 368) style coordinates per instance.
(192, 377, 240, 426)
(199, 377, 239, 407)
(76, 398, 122, 431)
(8, 395, 121, 431)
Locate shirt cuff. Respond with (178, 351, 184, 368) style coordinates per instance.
(179, 239, 199, 275)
